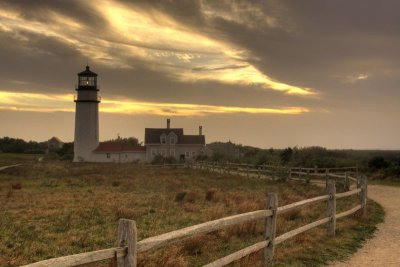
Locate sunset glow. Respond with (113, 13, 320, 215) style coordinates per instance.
(0, 91, 308, 116)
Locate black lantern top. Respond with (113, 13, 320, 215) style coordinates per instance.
(77, 65, 98, 90)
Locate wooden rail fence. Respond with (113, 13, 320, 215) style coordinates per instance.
(191, 161, 359, 188)
(23, 172, 367, 267)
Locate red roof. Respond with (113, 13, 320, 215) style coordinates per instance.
(93, 142, 146, 153)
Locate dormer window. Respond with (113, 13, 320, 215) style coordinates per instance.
(160, 136, 166, 144)
(170, 136, 176, 145)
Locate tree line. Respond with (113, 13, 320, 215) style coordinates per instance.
(207, 142, 400, 179)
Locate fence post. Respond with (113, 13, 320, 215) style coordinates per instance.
(306, 170, 310, 184)
(117, 219, 137, 267)
(359, 175, 367, 217)
(264, 193, 278, 267)
(247, 165, 249, 178)
(327, 180, 336, 237)
(287, 168, 291, 182)
(356, 163, 359, 178)
(325, 168, 329, 189)
(344, 172, 350, 191)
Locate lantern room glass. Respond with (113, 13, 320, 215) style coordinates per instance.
(79, 76, 96, 87)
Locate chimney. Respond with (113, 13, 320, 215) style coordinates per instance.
(167, 119, 170, 129)
(199, 126, 203, 135)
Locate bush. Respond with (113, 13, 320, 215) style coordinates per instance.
(164, 156, 177, 164)
(175, 191, 187, 202)
(112, 181, 120, 187)
(205, 188, 219, 201)
(11, 182, 22, 190)
(151, 155, 178, 165)
(368, 156, 389, 170)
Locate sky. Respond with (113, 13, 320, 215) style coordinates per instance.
(0, 0, 399, 149)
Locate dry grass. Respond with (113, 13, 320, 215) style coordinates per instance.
(0, 156, 384, 267)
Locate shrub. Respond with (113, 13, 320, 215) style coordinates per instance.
(164, 156, 178, 164)
(368, 156, 389, 170)
(175, 191, 187, 202)
(185, 191, 198, 203)
(11, 182, 22, 190)
(151, 155, 165, 165)
(182, 235, 210, 255)
(205, 188, 219, 201)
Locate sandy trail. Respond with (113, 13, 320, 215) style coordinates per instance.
(329, 185, 400, 266)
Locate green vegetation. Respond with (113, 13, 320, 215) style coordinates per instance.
(0, 137, 47, 154)
(0, 137, 74, 161)
(104, 136, 141, 146)
(207, 142, 400, 181)
(0, 155, 384, 267)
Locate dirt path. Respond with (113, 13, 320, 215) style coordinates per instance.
(330, 185, 400, 266)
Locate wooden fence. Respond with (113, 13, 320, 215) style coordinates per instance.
(192, 161, 358, 185)
(23, 170, 367, 267)
(143, 163, 186, 169)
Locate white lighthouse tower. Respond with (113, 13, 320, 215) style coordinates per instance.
(73, 66, 100, 162)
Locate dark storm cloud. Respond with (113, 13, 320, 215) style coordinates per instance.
(117, 0, 206, 28)
(198, 0, 400, 89)
(0, 0, 107, 29)
(120, 0, 400, 92)
(0, 29, 83, 91)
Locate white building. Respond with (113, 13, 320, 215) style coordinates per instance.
(144, 119, 207, 162)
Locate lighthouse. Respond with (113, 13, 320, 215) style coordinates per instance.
(73, 66, 101, 162)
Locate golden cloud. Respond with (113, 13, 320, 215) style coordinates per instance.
(0, 1, 316, 96)
(0, 91, 309, 116)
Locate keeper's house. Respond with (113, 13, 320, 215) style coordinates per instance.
(144, 119, 207, 162)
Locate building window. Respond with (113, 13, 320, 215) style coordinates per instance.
(151, 149, 157, 156)
(106, 153, 110, 158)
(191, 151, 196, 157)
(185, 151, 190, 158)
(170, 136, 176, 145)
(170, 149, 175, 156)
(161, 136, 166, 144)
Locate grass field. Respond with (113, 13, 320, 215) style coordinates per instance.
(0, 155, 384, 267)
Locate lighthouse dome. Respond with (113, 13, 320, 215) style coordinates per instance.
(78, 65, 98, 77)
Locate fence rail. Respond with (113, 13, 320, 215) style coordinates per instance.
(23, 169, 367, 267)
(143, 163, 186, 168)
(191, 161, 359, 189)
